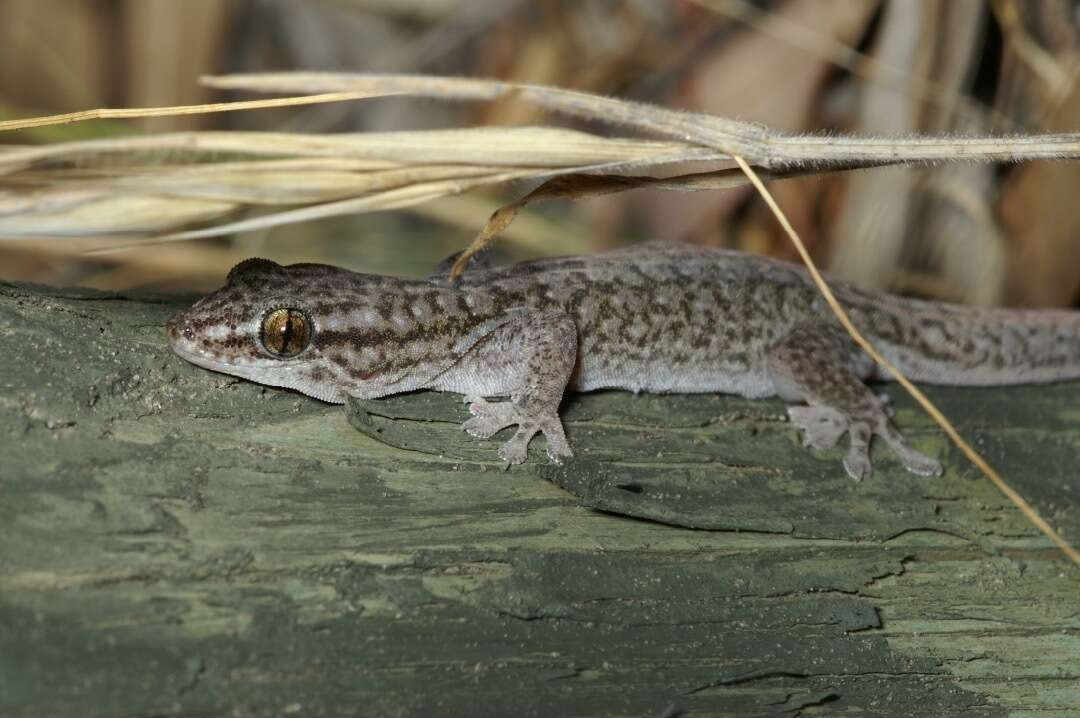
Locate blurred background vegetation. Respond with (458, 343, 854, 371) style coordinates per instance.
(0, 0, 1077, 307)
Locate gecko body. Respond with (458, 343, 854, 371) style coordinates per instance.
(167, 243, 1080, 478)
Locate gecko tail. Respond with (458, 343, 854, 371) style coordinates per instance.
(871, 300, 1080, 387)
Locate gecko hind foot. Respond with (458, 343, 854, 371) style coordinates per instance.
(791, 408, 942, 481)
(463, 398, 573, 466)
(875, 419, 943, 478)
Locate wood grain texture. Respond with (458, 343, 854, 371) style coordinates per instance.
(1, 281, 1078, 717)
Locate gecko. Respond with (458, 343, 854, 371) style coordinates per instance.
(166, 242, 1080, 480)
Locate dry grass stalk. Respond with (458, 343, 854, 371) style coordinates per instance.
(0, 127, 720, 244)
(203, 72, 1080, 166)
(0, 91, 397, 132)
(4, 71, 1077, 249)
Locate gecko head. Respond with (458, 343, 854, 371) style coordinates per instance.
(166, 258, 354, 403)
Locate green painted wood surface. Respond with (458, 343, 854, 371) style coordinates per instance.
(1, 281, 1078, 717)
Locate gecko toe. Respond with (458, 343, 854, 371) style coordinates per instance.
(498, 424, 539, 465)
(498, 443, 528, 465)
(876, 421, 943, 477)
(463, 418, 499, 439)
(463, 401, 517, 438)
(841, 422, 874, 481)
(542, 422, 573, 464)
(546, 448, 572, 465)
(788, 405, 846, 451)
(892, 444, 943, 476)
(842, 450, 873, 481)
(463, 399, 571, 466)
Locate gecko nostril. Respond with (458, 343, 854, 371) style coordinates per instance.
(182, 327, 195, 341)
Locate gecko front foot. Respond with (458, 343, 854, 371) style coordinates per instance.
(463, 398, 573, 466)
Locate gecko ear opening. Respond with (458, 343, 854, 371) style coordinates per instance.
(227, 258, 283, 284)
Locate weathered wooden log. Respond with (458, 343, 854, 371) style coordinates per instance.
(1, 280, 1077, 716)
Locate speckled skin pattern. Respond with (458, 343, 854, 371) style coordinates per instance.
(167, 242, 1080, 478)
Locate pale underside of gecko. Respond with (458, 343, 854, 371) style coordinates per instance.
(167, 242, 1080, 479)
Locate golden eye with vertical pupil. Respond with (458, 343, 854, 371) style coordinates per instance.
(260, 308, 311, 357)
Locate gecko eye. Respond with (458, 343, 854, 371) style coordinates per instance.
(260, 308, 312, 358)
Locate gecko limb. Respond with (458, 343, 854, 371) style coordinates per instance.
(766, 323, 942, 480)
(460, 309, 577, 466)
